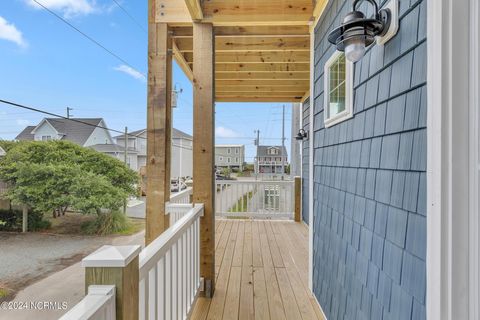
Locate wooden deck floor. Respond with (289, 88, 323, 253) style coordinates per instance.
(191, 219, 325, 320)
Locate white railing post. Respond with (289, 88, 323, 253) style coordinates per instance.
(83, 245, 141, 320)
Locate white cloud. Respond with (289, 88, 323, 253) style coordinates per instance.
(26, 0, 96, 18)
(0, 16, 27, 48)
(16, 119, 31, 126)
(215, 127, 240, 138)
(114, 65, 146, 82)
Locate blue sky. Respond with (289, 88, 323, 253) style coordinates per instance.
(0, 0, 292, 162)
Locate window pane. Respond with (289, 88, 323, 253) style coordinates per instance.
(328, 54, 347, 118)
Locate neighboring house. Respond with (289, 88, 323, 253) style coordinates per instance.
(89, 144, 138, 170)
(115, 128, 193, 178)
(215, 145, 245, 171)
(0, 146, 5, 157)
(255, 145, 288, 174)
(16, 118, 113, 146)
(15, 118, 139, 170)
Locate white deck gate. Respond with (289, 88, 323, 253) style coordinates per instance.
(216, 179, 295, 219)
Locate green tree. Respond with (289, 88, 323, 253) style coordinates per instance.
(0, 141, 137, 217)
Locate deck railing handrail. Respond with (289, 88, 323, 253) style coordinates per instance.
(138, 203, 203, 320)
(59, 285, 116, 320)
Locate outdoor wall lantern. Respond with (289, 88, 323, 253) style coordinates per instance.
(295, 129, 308, 141)
(327, 0, 399, 62)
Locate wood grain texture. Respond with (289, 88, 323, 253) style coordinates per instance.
(146, 22, 172, 244)
(85, 257, 139, 320)
(295, 176, 301, 222)
(193, 22, 216, 297)
(191, 220, 326, 320)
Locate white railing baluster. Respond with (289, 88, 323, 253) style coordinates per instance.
(157, 257, 165, 320)
(148, 266, 156, 319)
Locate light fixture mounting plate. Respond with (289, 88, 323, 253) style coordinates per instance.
(376, 0, 399, 45)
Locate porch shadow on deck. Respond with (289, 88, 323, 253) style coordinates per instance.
(191, 219, 325, 320)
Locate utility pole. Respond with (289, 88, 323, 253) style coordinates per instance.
(66, 107, 73, 119)
(254, 130, 260, 176)
(281, 105, 286, 178)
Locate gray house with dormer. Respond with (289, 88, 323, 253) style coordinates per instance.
(16, 118, 138, 170)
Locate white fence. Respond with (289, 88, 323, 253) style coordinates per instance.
(139, 204, 203, 320)
(216, 179, 295, 219)
(59, 286, 116, 320)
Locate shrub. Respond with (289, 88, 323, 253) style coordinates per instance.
(0, 208, 51, 232)
(81, 210, 130, 235)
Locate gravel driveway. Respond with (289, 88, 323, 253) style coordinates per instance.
(0, 232, 116, 296)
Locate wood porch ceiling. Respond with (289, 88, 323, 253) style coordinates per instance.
(154, 0, 329, 102)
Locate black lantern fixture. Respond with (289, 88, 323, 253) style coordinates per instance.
(295, 129, 308, 141)
(328, 0, 398, 62)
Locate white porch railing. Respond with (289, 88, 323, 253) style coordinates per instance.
(139, 204, 203, 320)
(61, 204, 203, 320)
(167, 187, 194, 224)
(169, 187, 192, 204)
(59, 285, 116, 320)
(216, 179, 295, 219)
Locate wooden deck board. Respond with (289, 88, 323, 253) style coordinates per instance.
(191, 219, 325, 320)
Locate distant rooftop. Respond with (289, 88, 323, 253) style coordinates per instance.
(15, 118, 105, 146)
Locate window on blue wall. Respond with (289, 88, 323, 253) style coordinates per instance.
(324, 51, 354, 127)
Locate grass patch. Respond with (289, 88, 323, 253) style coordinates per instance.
(81, 210, 133, 236)
(228, 191, 253, 213)
(0, 287, 10, 300)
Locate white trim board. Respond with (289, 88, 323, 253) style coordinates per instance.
(427, 0, 480, 319)
(308, 19, 315, 293)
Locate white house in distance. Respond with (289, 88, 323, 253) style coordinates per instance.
(0, 146, 5, 157)
(15, 118, 138, 170)
(115, 128, 193, 178)
(255, 145, 288, 174)
(215, 144, 245, 171)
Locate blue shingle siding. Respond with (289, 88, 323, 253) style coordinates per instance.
(310, 0, 427, 319)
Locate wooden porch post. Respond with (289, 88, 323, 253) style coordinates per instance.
(146, 9, 172, 244)
(193, 22, 215, 297)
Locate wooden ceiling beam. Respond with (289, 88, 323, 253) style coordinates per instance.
(182, 51, 310, 64)
(216, 79, 310, 86)
(216, 72, 310, 80)
(174, 36, 309, 52)
(171, 26, 310, 38)
(217, 85, 309, 92)
(216, 91, 306, 97)
(184, 0, 203, 20)
(216, 97, 303, 102)
(202, 0, 313, 26)
(172, 40, 193, 81)
(216, 63, 309, 73)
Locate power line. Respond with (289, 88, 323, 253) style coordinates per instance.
(31, 0, 146, 79)
(111, 0, 147, 34)
(0, 98, 146, 140)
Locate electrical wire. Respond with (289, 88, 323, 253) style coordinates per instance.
(31, 0, 146, 79)
(0, 98, 146, 140)
(111, 0, 147, 34)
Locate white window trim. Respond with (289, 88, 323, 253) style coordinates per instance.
(323, 50, 354, 128)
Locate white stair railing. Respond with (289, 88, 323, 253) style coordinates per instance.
(139, 204, 203, 320)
